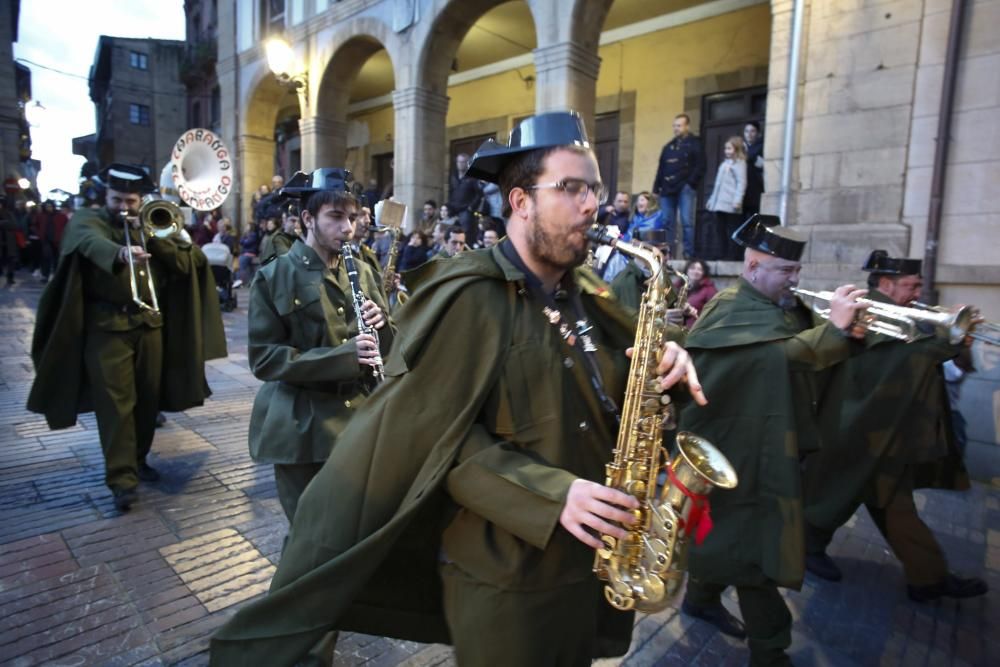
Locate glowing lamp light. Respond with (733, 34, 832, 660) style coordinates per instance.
(17, 178, 30, 189)
(265, 38, 296, 79)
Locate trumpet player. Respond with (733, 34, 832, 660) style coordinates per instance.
(246, 168, 393, 524)
(679, 214, 868, 667)
(211, 112, 705, 667)
(803, 250, 988, 602)
(27, 163, 227, 512)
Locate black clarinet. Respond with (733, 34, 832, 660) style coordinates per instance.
(341, 244, 385, 385)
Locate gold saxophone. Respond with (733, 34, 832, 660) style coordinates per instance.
(587, 227, 738, 613)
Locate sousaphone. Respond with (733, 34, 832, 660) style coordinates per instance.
(170, 128, 233, 210)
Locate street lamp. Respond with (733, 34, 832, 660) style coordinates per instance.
(17, 178, 30, 190)
(24, 100, 46, 127)
(265, 37, 307, 93)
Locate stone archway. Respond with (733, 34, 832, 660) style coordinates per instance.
(239, 67, 299, 225)
(306, 17, 398, 175)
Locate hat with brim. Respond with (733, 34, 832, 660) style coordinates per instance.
(97, 163, 157, 194)
(862, 249, 922, 276)
(466, 111, 591, 183)
(731, 214, 806, 262)
(278, 168, 352, 200)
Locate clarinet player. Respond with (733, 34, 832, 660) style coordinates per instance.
(246, 168, 394, 524)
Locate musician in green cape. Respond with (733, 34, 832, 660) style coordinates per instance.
(678, 215, 867, 667)
(210, 112, 705, 667)
(246, 168, 394, 523)
(27, 163, 227, 512)
(802, 250, 986, 602)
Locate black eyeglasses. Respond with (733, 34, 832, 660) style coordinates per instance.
(527, 178, 606, 205)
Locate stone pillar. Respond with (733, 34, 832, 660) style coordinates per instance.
(392, 87, 449, 232)
(238, 134, 276, 227)
(298, 116, 347, 171)
(532, 42, 602, 136)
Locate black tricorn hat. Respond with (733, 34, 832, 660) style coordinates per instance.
(278, 168, 353, 200)
(731, 214, 806, 261)
(862, 250, 922, 276)
(466, 111, 590, 183)
(96, 163, 157, 194)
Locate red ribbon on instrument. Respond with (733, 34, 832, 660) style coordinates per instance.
(667, 463, 713, 545)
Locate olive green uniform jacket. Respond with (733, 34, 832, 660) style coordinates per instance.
(803, 290, 968, 531)
(258, 230, 298, 264)
(248, 239, 395, 463)
(27, 208, 227, 427)
(210, 246, 674, 666)
(609, 259, 679, 313)
(680, 278, 855, 589)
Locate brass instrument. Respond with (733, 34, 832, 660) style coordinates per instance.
(912, 302, 999, 346)
(341, 244, 385, 386)
(587, 227, 738, 613)
(792, 288, 977, 344)
(377, 226, 408, 307)
(121, 195, 184, 314)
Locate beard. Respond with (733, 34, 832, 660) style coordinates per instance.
(526, 209, 590, 273)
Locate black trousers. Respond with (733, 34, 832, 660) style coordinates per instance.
(686, 578, 792, 667)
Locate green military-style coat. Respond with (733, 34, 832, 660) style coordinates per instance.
(680, 278, 855, 589)
(609, 259, 680, 314)
(258, 230, 298, 265)
(803, 290, 968, 531)
(247, 239, 395, 464)
(27, 207, 227, 427)
(210, 245, 683, 666)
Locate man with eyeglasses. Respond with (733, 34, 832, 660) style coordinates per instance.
(211, 112, 706, 666)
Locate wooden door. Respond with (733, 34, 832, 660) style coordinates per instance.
(700, 87, 767, 203)
(594, 112, 619, 204)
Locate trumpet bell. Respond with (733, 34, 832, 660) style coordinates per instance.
(138, 196, 183, 238)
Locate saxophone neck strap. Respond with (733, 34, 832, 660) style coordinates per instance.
(666, 462, 714, 546)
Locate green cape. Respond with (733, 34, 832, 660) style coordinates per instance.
(27, 209, 228, 428)
(804, 291, 968, 530)
(210, 248, 639, 665)
(681, 279, 852, 588)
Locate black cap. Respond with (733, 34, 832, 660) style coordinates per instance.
(278, 168, 352, 200)
(97, 163, 157, 194)
(862, 250, 922, 276)
(466, 111, 590, 183)
(731, 214, 806, 261)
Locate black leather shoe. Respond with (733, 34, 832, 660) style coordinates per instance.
(113, 488, 138, 512)
(137, 462, 160, 482)
(806, 552, 843, 582)
(908, 574, 988, 602)
(681, 599, 747, 639)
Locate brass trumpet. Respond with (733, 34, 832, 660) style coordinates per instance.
(792, 287, 976, 344)
(912, 302, 1000, 346)
(121, 196, 184, 314)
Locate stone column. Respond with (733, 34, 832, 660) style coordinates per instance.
(532, 42, 602, 136)
(238, 134, 275, 227)
(298, 116, 347, 171)
(392, 87, 449, 232)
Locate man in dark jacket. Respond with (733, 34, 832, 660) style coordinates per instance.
(210, 111, 705, 667)
(652, 114, 705, 259)
(27, 163, 227, 512)
(447, 152, 484, 247)
(743, 122, 765, 217)
(803, 250, 987, 603)
(679, 215, 867, 667)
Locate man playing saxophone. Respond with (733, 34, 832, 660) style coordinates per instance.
(246, 168, 394, 524)
(28, 163, 226, 512)
(803, 250, 987, 602)
(211, 112, 704, 666)
(678, 214, 868, 667)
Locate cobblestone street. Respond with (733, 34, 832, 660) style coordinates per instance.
(0, 273, 997, 666)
